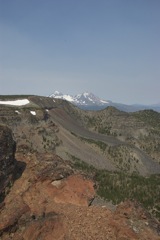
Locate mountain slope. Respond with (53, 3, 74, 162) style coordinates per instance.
(0, 95, 159, 175)
(0, 95, 160, 228)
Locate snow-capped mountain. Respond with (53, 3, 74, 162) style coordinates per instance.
(74, 92, 110, 106)
(49, 91, 160, 112)
(50, 91, 75, 102)
(49, 91, 111, 107)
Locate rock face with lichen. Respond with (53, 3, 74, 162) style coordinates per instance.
(0, 125, 16, 201)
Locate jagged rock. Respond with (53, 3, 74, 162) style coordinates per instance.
(0, 151, 159, 239)
(0, 123, 159, 239)
(0, 125, 16, 201)
(18, 212, 66, 240)
(0, 152, 96, 239)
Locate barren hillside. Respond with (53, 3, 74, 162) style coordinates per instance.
(0, 95, 160, 235)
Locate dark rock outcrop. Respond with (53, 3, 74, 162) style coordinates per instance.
(0, 125, 16, 202)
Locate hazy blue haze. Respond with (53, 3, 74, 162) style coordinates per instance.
(0, 0, 160, 104)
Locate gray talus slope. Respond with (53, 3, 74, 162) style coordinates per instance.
(49, 107, 160, 175)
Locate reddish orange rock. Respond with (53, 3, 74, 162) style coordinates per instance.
(51, 174, 95, 206)
(0, 151, 159, 240)
(22, 212, 66, 240)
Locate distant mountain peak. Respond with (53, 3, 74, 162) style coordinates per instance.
(49, 91, 110, 107)
(54, 90, 62, 95)
(82, 92, 90, 97)
(49, 91, 160, 112)
(49, 91, 74, 102)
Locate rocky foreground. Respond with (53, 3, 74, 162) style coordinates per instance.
(0, 125, 160, 240)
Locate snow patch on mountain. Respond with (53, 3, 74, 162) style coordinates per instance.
(62, 95, 74, 102)
(50, 92, 74, 102)
(0, 99, 30, 106)
(30, 111, 36, 115)
(15, 110, 21, 114)
(100, 99, 109, 104)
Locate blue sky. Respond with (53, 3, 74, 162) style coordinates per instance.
(0, 0, 160, 104)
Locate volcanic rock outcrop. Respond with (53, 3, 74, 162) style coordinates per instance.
(0, 125, 16, 202)
(0, 150, 159, 239)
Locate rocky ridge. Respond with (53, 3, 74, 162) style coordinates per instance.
(0, 127, 159, 239)
(0, 95, 159, 174)
(0, 95, 160, 238)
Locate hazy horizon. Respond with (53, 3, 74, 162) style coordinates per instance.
(0, 1, 160, 105)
